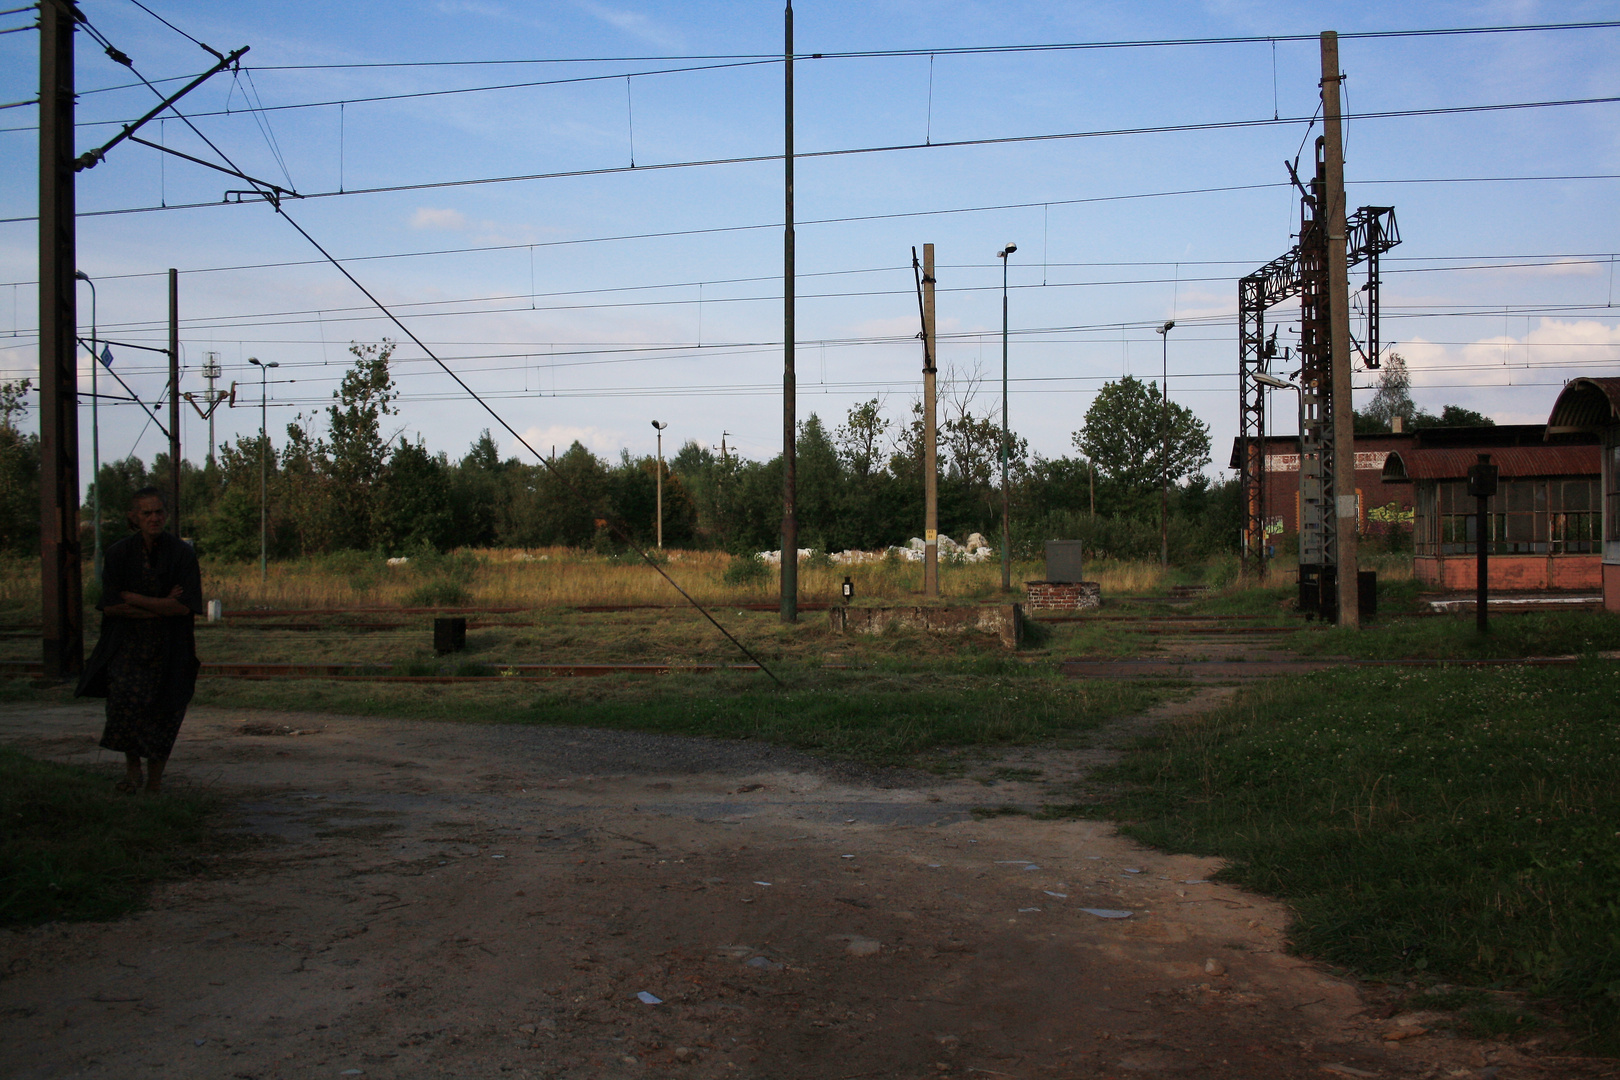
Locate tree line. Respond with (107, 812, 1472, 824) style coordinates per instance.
(0, 342, 1489, 565)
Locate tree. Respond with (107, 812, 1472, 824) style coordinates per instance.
(0, 379, 38, 553)
(1360, 352, 1416, 432)
(1073, 376, 1210, 518)
(1412, 404, 1495, 429)
(374, 439, 454, 552)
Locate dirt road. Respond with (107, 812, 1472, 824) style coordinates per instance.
(0, 698, 1548, 1080)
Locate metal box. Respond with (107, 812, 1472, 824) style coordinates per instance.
(1044, 540, 1085, 583)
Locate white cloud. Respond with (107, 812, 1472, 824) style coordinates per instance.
(409, 207, 468, 231)
(513, 424, 622, 458)
(571, 1, 681, 48)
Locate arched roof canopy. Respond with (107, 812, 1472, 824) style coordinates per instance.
(1546, 378, 1620, 436)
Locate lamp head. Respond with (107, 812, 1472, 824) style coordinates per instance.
(651, 420, 667, 430)
(1158, 320, 1175, 335)
(74, 270, 90, 282)
(998, 243, 1017, 258)
(248, 357, 261, 366)
(267, 361, 279, 369)
(1252, 371, 1296, 391)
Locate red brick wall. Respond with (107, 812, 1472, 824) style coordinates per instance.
(1412, 554, 1601, 591)
(1025, 581, 1101, 611)
(1605, 563, 1620, 613)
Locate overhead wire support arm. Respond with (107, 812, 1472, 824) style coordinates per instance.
(127, 133, 298, 202)
(74, 45, 248, 172)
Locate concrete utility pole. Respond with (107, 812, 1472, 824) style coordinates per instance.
(38, 0, 82, 680)
(922, 244, 939, 597)
(1321, 31, 1359, 628)
(168, 268, 181, 537)
(779, 0, 797, 624)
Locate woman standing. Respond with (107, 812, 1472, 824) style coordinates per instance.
(77, 486, 203, 794)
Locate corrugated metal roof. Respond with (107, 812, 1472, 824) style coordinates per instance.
(1546, 377, 1620, 434)
(1381, 445, 1600, 483)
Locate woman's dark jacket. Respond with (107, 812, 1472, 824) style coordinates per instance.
(75, 531, 203, 712)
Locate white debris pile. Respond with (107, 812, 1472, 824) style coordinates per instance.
(760, 533, 994, 565)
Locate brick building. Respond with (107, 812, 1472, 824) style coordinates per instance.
(1228, 432, 1416, 548)
(1545, 377, 1620, 611)
(1379, 425, 1602, 591)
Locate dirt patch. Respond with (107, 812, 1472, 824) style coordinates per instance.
(0, 703, 1582, 1080)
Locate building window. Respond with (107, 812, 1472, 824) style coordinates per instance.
(1607, 444, 1620, 559)
(1424, 477, 1599, 556)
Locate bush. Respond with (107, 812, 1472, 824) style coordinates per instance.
(405, 577, 470, 606)
(722, 554, 770, 584)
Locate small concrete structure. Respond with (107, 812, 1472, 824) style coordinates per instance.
(1546, 377, 1620, 613)
(828, 604, 1023, 648)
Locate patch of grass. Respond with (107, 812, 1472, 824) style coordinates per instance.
(1052, 661, 1620, 1051)
(1288, 609, 1620, 660)
(0, 746, 227, 926)
(191, 665, 1164, 769)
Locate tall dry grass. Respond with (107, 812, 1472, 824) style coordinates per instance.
(0, 547, 1260, 614)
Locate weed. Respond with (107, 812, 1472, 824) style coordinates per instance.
(1052, 661, 1620, 1051)
(0, 747, 227, 926)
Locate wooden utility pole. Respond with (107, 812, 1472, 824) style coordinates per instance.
(168, 268, 181, 537)
(1321, 30, 1359, 628)
(922, 243, 939, 597)
(779, 0, 797, 624)
(38, 0, 83, 680)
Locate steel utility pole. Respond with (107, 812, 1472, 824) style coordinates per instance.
(38, 0, 83, 680)
(921, 244, 939, 597)
(998, 242, 1017, 592)
(168, 268, 181, 537)
(651, 420, 668, 548)
(248, 358, 278, 584)
(1321, 31, 1359, 628)
(779, 0, 797, 623)
(1157, 320, 1175, 568)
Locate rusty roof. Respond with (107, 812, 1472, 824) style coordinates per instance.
(1546, 377, 1620, 434)
(1381, 444, 1600, 483)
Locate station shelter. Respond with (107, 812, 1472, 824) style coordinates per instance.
(1545, 377, 1620, 612)
(1380, 425, 1602, 591)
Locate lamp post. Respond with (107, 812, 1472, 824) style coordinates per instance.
(997, 242, 1017, 592)
(1156, 319, 1175, 568)
(73, 270, 103, 576)
(1253, 370, 1303, 580)
(247, 358, 278, 584)
(650, 420, 668, 548)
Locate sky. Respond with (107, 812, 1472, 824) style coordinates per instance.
(1, 0, 1618, 497)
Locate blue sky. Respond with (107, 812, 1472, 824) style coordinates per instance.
(2, 0, 1618, 493)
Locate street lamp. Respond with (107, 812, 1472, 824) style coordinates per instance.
(1252, 370, 1304, 576)
(1156, 319, 1175, 568)
(247, 358, 279, 584)
(650, 420, 668, 548)
(73, 270, 105, 576)
(997, 242, 1017, 592)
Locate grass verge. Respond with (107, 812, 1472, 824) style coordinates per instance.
(0, 746, 227, 926)
(188, 663, 1166, 769)
(1047, 661, 1620, 1051)
(1288, 609, 1620, 660)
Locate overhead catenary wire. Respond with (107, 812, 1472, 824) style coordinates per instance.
(269, 203, 782, 684)
(4, 95, 1616, 220)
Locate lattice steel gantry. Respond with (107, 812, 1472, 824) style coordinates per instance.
(1238, 141, 1398, 599)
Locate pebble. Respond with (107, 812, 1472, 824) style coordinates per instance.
(845, 936, 881, 957)
(1204, 958, 1226, 976)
